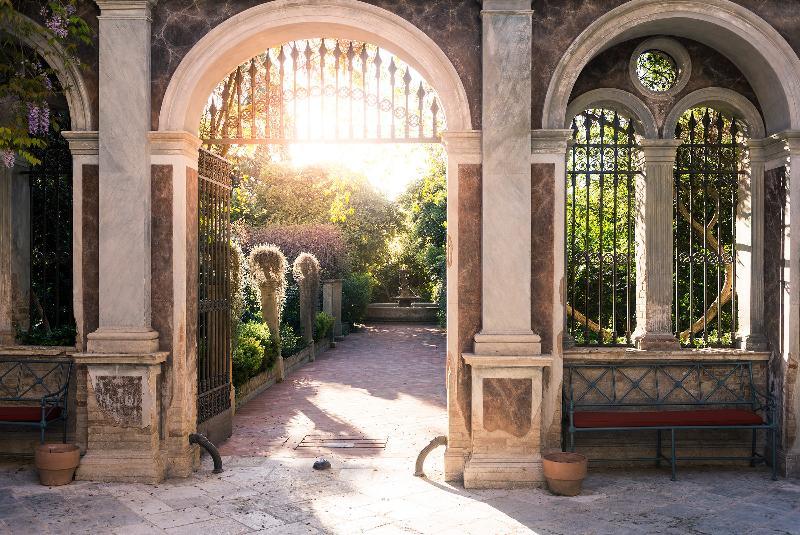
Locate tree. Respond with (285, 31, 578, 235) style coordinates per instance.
(0, 1, 92, 167)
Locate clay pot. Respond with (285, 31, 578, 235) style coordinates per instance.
(35, 444, 80, 486)
(542, 452, 588, 496)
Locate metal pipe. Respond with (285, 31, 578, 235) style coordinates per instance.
(414, 435, 447, 477)
(189, 433, 223, 474)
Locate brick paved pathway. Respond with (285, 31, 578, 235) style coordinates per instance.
(220, 323, 447, 461)
(1, 324, 797, 534)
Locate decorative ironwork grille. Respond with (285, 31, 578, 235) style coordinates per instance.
(566, 109, 640, 346)
(197, 149, 232, 424)
(25, 114, 74, 337)
(200, 38, 445, 146)
(673, 107, 744, 348)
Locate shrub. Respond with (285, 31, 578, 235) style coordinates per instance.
(240, 224, 350, 280)
(314, 312, 335, 342)
(237, 321, 276, 370)
(232, 337, 264, 386)
(342, 272, 373, 324)
(229, 240, 247, 339)
(279, 323, 305, 357)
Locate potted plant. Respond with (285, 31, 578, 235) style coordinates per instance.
(542, 452, 588, 496)
(35, 444, 80, 486)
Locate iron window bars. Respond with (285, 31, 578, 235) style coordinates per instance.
(673, 108, 744, 348)
(566, 109, 640, 346)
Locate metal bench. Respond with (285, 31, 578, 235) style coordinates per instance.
(0, 358, 72, 444)
(563, 361, 777, 480)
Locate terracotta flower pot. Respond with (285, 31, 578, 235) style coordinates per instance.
(35, 444, 80, 486)
(542, 452, 588, 496)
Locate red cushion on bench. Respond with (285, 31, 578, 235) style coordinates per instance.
(0, 406, 62, 423)
(573, 408, 764, 428)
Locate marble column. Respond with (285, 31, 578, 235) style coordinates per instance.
(87, 0, 158, 354)
(736, 139, 768, 350)
(782, 131, 800, 476)
(632, 139, 682, 350)
(0, 164, 14, 344)
(475, 0, 538, 355)
(0, 161, 31, 344)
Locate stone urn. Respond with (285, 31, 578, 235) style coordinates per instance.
(35, 444, 80, 486)
(542, 452, 588, 496)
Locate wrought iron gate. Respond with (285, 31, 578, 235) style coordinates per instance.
(197, 149, 232, 442)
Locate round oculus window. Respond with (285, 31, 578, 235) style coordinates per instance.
(635, 50, 679, 93)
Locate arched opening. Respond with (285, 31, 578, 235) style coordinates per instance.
(157, 0, 473, 462)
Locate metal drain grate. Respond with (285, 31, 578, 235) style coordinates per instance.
(296, 435, 387, 449)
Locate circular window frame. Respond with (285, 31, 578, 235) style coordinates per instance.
(629, 37, 691, 99)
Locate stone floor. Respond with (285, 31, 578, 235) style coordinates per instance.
(1, 324, 797, 534)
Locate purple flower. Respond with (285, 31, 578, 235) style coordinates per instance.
(27, 103, 50, 136)
(2, 150, 14, 169)
(46, 16, 68, 38)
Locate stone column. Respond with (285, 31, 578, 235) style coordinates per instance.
(632, 139, 682, 350)
(0, 160, 31, 343)
(736, 139, 768, 350)
(0, 164, 15, 344)
(783, 132, 800, 476)
(87, 0, 158, 354)
(74, 0, 167, 484)
(463, 0, 553, 489)
(322, 279, 343, 338)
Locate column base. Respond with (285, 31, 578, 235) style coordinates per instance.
(0, 329, 15, 345)
(76, 450, 165, 484)
(632, 331, 680, 350)
(87, 327, 159, 353)
(444, 446, 468, 482)
(463, 454, 544, 489)
(164, 444, 200, 478)
(778, 448, 800, 478)
(738, 333, 769, 351)
(473, 332, 541, 355)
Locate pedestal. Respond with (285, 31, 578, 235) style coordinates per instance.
(72, 352, 168, 483)
(462, 354, 553, 488)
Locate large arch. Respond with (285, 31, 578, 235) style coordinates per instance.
(9, 14, 94, 131)
(542, 0, 800, 135)
(158, 0, 472, 135)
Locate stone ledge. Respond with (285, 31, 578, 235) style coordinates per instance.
(462, 354, 553, 368)
(70, 351, 168, 366)
(0, 345, 72, 357)
(563, 347, 770, 362)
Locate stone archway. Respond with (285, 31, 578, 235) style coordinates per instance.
(542, 0, 800, 135)
(152, 0, 476, 480)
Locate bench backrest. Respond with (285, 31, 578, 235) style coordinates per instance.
(0, 358, 73, 403)
(563, 361, 765, 411)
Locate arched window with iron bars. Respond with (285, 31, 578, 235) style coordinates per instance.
(566, 109, 642, 346)
(673, 107, 745, 348)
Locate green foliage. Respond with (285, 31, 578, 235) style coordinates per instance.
(342, 272, 373, 325)
(16, 323, 75, 346)
(237, 321, 276, 370)
(232, 337, 264, 386)
(279, 323, 305, 357)
(636, 50, 678, 92)
(0, 1, 93, 165)
(314, 312, 335, 342)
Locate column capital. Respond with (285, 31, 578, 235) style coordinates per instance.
(639, 138, 682, 163)
(531, 129, 572, 155)
(149, 131, 202, 159)
(62, 131, 99, 156)
(95, 0, 156, 20)
(480, 0, 533, 14)
(778, 130, 800, 153)
(441, 130, 481, 163)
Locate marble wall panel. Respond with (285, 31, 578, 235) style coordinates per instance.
(457, 163, 482, 433)
(151, 165, 174, 353)
(81, 164, 99, 343)
(531, 163, 554, 353)
(482, 378, 532, 438)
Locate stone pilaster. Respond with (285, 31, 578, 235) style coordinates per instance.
(0, 161, 30, 344)
(0, 164, 14, 344)
(88, 0, 158, 354)
(736, 138, 769, 350)
(322, 279, 343, 339)
(475, 0, 538, 355)
(632, 139, 682, 350)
